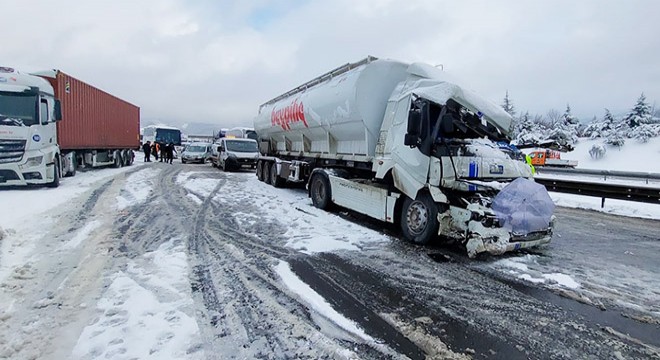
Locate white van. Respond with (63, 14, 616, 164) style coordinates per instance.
(213, 138, 259, 171)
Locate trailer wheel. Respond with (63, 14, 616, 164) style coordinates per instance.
(65, 152, 77, 177)
(400, 193, 438, 245)
(256, 160, 264, 181)
(263, 161, 272, 184)
(270, 162, 284, 188)
(47, 159, 60, 188)
(310, 173, 331, 209)
(113, 152, 123, 168)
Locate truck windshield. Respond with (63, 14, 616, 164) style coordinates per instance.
(0, 91, 38, 127)
(155, 128, 182, 145)
(226, 140, 257, 152)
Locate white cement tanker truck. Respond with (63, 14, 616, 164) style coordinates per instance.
(254, 56, 554, 257)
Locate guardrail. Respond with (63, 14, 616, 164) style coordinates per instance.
(535, 178, 660, 207)
(536, 167, 660, 184)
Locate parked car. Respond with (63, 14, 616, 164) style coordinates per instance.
(214, 138, 259, 171)
(181, 142, 212, 164)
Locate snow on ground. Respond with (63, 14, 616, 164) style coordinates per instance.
(116, 167, 161, 210)
(491, 255, 581, 290)
(0, 163, 146, 230)
(175, 170, 218, 197)
(0, 164, 145, 284)
(548, 192, 660, 220)
(72, 237, 204, 360)
(569, 137, 660, 173)
(211, 172, 391, 254)
(275, 260, 372, 341)
(531, 137, 660, 220)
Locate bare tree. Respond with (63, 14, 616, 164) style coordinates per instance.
(545, 109, 562, 127)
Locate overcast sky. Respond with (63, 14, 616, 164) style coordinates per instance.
(3, 0, 659, 128)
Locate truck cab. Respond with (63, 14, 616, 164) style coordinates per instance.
(0, 67, 62, 186)
(215, 137, 259, 171)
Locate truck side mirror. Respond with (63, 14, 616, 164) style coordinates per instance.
(54, 100, 63, 121)
(404, 108, 422, 147)
(219, 146, 225, 152)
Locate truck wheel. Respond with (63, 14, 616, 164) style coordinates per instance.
(270, 162, 284, 187)
(65, 152, 77, 177)
(310, 173, 331, 209)
(47, 159, 60, 188)
(256, 160, 264, 181)
(113, 153, 123, 168)
(221, 161, 227, 172)
(400, 193, 439, 245)
(263, 161, 272, 184)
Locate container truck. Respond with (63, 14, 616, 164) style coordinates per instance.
(0, 67, 139, 187)
(254, 56, 555, 257)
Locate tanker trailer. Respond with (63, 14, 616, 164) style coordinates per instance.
(254, 56, 554, 257)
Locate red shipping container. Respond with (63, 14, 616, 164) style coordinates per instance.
(37, 71, 140, 150)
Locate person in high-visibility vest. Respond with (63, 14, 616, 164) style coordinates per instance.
(525, 154, 536, 175)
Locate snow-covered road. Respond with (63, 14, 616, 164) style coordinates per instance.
(0, 161, 658, 359)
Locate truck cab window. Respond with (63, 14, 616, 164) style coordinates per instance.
(40, 99, 49, 124)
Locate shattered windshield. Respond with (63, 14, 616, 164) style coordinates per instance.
(0, 91, 38, 126)
(226, 140, 257, 152)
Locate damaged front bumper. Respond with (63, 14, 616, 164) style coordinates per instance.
(465, 228, 553, 258)
(440, 205, 554, 258)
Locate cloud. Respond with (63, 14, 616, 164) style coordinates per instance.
(2, 0, 659, 129)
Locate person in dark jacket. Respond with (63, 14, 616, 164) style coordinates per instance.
(166, 143, 174, 164)
(142, 141, 151, 162)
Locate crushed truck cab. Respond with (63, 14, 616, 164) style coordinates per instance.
(254, 57, 554, 257)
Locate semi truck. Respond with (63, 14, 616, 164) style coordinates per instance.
(0, 67, 139, 187)
(254, 56, 555, 257)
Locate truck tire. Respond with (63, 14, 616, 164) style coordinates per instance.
(263, 161, 272, 184)
(400, 193, 439, 245)
(65, 152, 77, 177)
(47, 159, 60, 188)
(310, 173, 331, 209)
(270, 162, 284, 188)
(113, 152, 123, 168)
(256, 160, 264, 181)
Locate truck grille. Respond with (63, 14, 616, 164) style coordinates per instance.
(0, 139, 26, 164)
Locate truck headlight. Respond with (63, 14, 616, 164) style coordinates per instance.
(25, 155, 43, 167)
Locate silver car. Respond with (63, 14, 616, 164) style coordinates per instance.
(181, 143, 212, 164)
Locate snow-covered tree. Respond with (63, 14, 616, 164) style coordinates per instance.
(632, 124, 659, 143)
(589, 143, 606, 159)
(547, 104, 579, 147)
(623, 93, 652, 129)
(582, 116, 599, 138)
(584, 109, 616, 139)
(501, 91, 516, 117)
(513, 111, 547, 146)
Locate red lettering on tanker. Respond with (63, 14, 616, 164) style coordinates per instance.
(271, 99, 307, 131)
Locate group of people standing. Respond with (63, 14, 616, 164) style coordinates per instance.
(141, 141, 175, 163)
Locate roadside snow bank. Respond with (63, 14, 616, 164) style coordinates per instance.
(571, 137, 660, 173)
